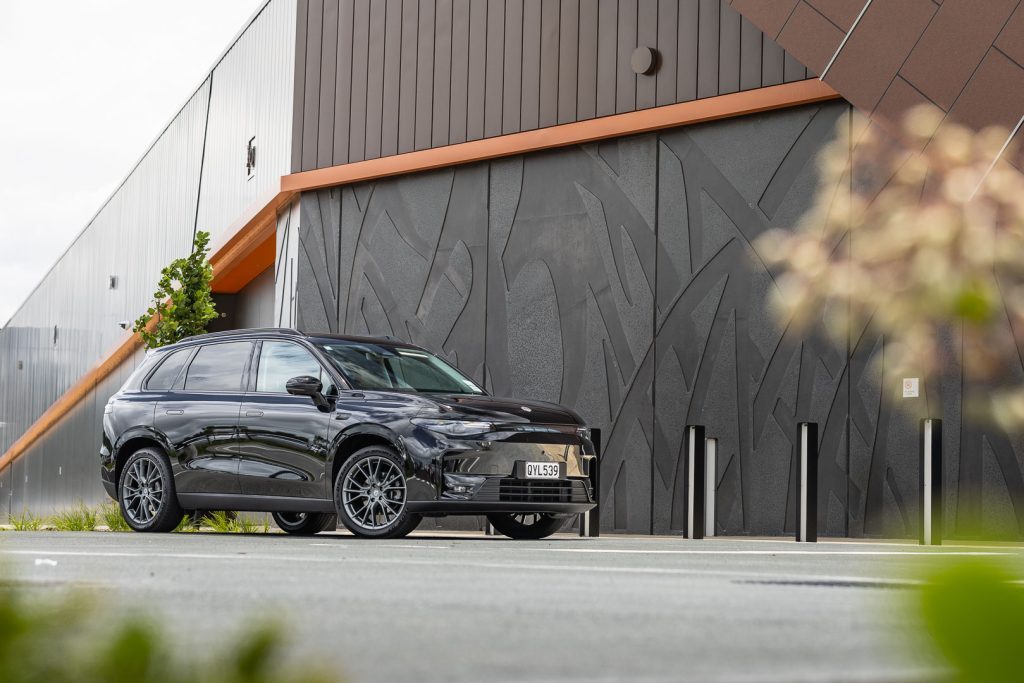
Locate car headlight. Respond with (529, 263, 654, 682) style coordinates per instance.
(410, 418, 494, 436)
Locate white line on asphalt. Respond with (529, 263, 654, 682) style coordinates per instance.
(374, 544, 450, 550)
(544, 548, 1014, 556)
(0, 549, 982, 584)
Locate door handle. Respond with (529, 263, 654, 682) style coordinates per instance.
(334, 413, 350, 420)
(165, 409, 184, 415)
(245, 410, 264, 418)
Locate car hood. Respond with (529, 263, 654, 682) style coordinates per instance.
(422, 394, 584, 426)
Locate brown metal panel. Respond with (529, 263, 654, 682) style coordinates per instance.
(503, 0, 525, 133)
(655, 0, 677, 106)
(946, 48, 1024, 133)
(333, 0, 355, 165)
(729, 0, 798, 39)
(718, 0, 741, 95)
(760, 37, 783, 87)
(486, 0, 506, 137)
(558, 0, 580, 123)
(317, 0, 339, 169)
(775, 2, 843, 76)
(825, 0, 936, 112)
(616, 0, 637, 112)
(806, 0, 861, 32)
(996, 4, 1024, 68)
(382, 0, 403, 157)
(539, 0, 560, 126)
(292, 0, 309, 173)
(739, 16, 762, 91)
(348, 0, 370, 163)
(521, 0, 542, 129)
(635, 0, 657, 109)
(696, 0, 719, 99)
(365, 0, 386, 159)
(677, 0, 697, 102)
(433, 0, 454, 145)
(901, 0, 1016, 111)
(301, 0, 324, 171)
(596, 0, 617, 116)
(467, 0, 487, 140)
(416, 0, 436, 149)
(450, 0, 470, 143)
(399, 0, 418, 153)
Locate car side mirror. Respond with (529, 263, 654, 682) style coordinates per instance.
(286, 375, 329, 410)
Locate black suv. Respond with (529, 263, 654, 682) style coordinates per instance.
(101, 328, 597, 539)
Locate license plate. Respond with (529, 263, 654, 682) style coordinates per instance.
(524, 461, 561, 479)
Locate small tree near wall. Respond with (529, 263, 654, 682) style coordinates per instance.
(133, 230, 218, 349)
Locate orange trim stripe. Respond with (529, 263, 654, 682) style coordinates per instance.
(283, 80, 839, 192)
(0, 80, 840, 474)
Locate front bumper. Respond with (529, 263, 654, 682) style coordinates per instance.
(409, 474, 596, 516)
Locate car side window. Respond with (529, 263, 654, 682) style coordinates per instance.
(145, 348, 191, 391)
(255, 341, 326, 393)
(183, 342, 252, 392)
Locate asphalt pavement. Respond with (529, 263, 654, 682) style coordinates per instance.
(2, 530, 1022, 682)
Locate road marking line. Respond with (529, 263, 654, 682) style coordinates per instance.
(543, 548, 1014, 556)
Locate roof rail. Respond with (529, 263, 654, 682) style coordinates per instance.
(177, 327, 305, 344)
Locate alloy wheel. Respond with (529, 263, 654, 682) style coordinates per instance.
(122, 456, 165, 525)
(341, 455, 407, 531)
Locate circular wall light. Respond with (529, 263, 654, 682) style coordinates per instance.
(631, 46, 658, 75)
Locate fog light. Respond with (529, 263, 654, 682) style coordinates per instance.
(444, 473, 485, 496)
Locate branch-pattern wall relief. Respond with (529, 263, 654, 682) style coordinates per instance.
(296, 101, 1024, 539)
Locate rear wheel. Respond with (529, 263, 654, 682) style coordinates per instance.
(118, 448, 184, 533)
(487, 512, 566, 539)
(334, 445, 421, 539)
(272, 511, 336, 535)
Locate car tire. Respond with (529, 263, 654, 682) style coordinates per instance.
(486, 512, 566, 539)
(334, 445, 421, 539)
(118, 447, 184, 533)
(272, 511, 337, 535)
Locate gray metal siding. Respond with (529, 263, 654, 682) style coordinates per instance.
(0, 0, 297, 519)
(293, 0, 814, 173)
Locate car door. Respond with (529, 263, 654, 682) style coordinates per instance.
(236, 340, 334, 499)
(155, 341, 252, 495)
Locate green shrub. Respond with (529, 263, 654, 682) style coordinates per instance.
(207, 510, 236, 533)
(10, 510, 43, 531)
(51, 504, 98, 532)
(0, 570, 339, 683)
(100, 503, 131, 532)
(920, 558, 1024, 682)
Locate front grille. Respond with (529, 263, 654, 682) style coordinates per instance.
(475, 478, 592, 503)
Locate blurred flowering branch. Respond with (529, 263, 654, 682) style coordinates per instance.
(757, 106, 1024, 426)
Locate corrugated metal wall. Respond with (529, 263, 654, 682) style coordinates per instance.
(0, 0, 296, 519)
(197, 0, 298, 241)
(291, 0, 814, 172)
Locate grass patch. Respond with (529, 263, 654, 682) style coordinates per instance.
(174, 513, 199, 533)
(51, 504, 97, 532)
(10, 510, 44, 531)
(100, 503, 131, 532)
(206, 510, 236, 533)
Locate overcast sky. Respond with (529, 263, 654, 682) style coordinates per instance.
(0, 0, 265, 326)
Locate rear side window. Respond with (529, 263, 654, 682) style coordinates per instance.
(255, 341, 324, 393)
(184, 342, 252, 392)
(145, 349, 191, 391)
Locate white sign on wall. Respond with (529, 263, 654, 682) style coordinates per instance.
(902, 377, 920, 398)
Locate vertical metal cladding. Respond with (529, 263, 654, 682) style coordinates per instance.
(0, 0, 297, 518)
(291, 0, 815, 172)
(196, 0, 297, 242)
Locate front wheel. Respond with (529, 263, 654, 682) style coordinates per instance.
(272, 511, 337, 535)
(334, 445, 421, 539)
(119, 448, 184, 533)
(487, 512, 566, 539)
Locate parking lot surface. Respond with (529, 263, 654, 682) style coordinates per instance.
(3, 531, 1022, 682)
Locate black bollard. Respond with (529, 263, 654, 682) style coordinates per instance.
(796, 422, 818, 543)
(685, 425, 707, 540)
(920, 418, 942, 546)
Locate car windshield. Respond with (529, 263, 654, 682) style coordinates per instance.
(316, 342, 485, 395)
